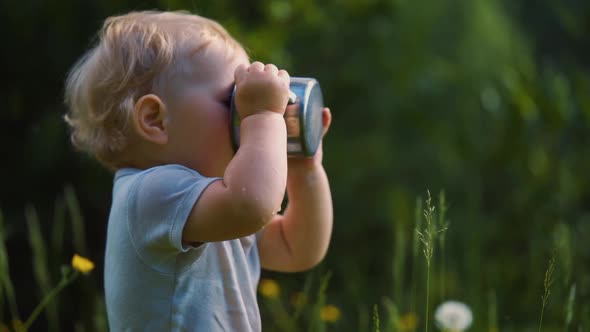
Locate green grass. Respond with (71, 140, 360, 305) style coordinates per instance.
(0, 187, 103, 332)
(538, 249, 557, 332)
(0, 189, 588, 331)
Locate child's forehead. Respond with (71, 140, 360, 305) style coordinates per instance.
(160, 40, 247, 94)
(184, 40, 247, 73)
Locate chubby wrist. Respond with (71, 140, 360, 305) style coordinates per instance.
(239, 112, 286, 143)
(286, 162, 328, 192)
(288, 159, 325, 177)
(240, 112, 285, 128)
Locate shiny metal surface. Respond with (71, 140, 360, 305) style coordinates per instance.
(230, 77, 324, 157)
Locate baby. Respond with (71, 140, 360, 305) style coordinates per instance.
(64, 10, 333, 331)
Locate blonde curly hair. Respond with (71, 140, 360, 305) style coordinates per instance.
(64, 10, 243, 169)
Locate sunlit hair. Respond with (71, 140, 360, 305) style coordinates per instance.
(64, 10, 244, 169)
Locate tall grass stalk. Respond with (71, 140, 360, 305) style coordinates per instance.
(564, 284, 575, 331)
(382, 298, 400, 332)
(410, 196, 423, 332)
(418, 194, 433, 332)
(64, 185, 88, 256)
(372, 304, 380, 332)
(416, 191, 448, 332)
(51, 196, 66, 260)
(538, 249, 557, 332)
(65, 185, 101, 329)
(488, 289, 498, 332)
(25, 204, 59, 332)
(0, 210, 19, 321)
(553, 223, 572, 285)
(416, 192, 432, 332)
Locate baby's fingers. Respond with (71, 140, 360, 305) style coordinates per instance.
(322, 107, 332, 136)
(234, 64, 248, 83)
(264, 64, 279, 75)
(249, 61, 265, 72)
(278, 69, 290, 87)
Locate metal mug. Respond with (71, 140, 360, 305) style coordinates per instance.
(230, 77, 325, 157)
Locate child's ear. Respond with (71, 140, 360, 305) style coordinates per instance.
(133, 94, 168, 145)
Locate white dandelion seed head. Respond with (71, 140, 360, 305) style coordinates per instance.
(434, 300, 473, 331)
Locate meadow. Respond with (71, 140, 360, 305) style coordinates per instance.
(0, 187, 587, 331)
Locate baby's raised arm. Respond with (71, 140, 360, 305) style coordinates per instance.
(182, 62, 290, 243)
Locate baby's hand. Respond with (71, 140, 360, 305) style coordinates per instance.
(234, 62, 291, 118)
(288, 107, 332, 170)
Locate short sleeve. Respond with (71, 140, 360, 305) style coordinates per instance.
(126, 165, 220, 272)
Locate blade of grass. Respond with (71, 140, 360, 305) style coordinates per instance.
(92, 294, 109, 332)
(416, 191, 435, 332)
(381, 297, 400, 332)
(263, 296, 297, 332)
(310, 271, 331, 332)
(372, 304, 380, 332)
(25, 204, 60, 332)
(416, 190, 448, 332)
(564, 283, 575, 331)
(292, 273, 315, 322)
(64, 185, 88, 256)
(410, 196, 423, 332)
(259, 278, 296, 332)
(51, 196, 66, 260)
(538, 249, 557, 332)
(65, 184, 98, 330)
(553, 222, 572, 285)
(488, 289, 498, 332)
(0, 209, 20, 321)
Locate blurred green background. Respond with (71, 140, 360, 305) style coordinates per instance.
(1, 0, 589, 331)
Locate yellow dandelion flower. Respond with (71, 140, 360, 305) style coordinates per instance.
(71, 254, 95, 274)
(258, 279, 280, 299)
(320, 304, 341, 323)
(398, 312, 418, 331)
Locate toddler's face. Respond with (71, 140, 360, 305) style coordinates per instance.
(164, 40, 249, 176)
